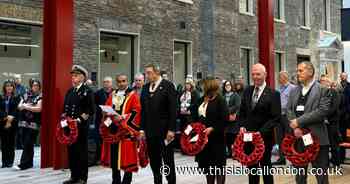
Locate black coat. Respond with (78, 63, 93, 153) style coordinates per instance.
(192, 95, 228, 169)
(63, 84, 96, 121)
(238, 86, 281, 142)
(223, 92, 241, 134)
(0, 95, 20, 129)
(140, 79, 177, 138)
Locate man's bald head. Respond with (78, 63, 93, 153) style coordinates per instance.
(251, 63, 267, 87)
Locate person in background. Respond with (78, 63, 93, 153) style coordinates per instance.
(320, 75, 342, 168)
(176, 78, 199, 150)
(15, 79, 42, 170)
(133, 73, 145, 96)
(14, 74, 26, 150)
(0, 80, 20, 168)
(94, 76, 114, 166)
(86, 79, 98, 93)
(222, 80, 241, 158)
(338, 72, 350, 163)
(192, 77, 228, 184)
(234, 80, 245, 98)
(272, 71, 296, 165)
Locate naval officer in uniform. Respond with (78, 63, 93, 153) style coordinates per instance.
(62, 65, 95, 184)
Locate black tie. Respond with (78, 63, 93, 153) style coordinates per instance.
(252, 87, 260, 109)
(151, 83, 156, 90)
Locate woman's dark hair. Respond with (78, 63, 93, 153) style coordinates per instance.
(222, 80, 233, 94)
(29, 79, 41, 90)
(2, 79, 16, 95)
(234, 82, 244, 92)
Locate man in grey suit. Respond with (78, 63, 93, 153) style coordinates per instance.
(286, 61, 331, 184)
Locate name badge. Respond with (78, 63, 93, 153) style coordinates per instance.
(243, 133, 253, 142)
(296, 105, 305, 112)
(60, 120, 68, 128)
(184, 125, 193, 135)
(302, 133, 313, 146)
(104, 117, 112, 127)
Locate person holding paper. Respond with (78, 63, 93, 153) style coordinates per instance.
(191, 77, 228, 184)
(238, 63, 281, 184)
(139, 63, 177, 184)
(62, 65, 95, 184)
(102, 73, 141, 184)
(286, 62, 331, 184)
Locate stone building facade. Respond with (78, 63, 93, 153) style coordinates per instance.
(0, 0, 343, 87)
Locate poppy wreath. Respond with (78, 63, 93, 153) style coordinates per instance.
(99, 114, 131, 143)
(138, 138, 149, 168)
(232, 132, 265, 166)
(56, 116, 78, 145)
(281, 129, 320, 167)
(180, 122, 208, 156)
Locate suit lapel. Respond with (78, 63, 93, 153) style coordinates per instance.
(149, 80, 164, 98)
(304, 82, 318, 112)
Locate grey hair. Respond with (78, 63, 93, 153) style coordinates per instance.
(103, 76, 113, 82)
(298, 61, 315, 77)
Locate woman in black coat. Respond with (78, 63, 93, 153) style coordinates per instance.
(0, 80, 20, 168)
(192, 77, 228, 184)
(222, 81, 241, 158)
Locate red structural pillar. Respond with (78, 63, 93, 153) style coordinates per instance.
(258, 0, 275, 87)
(41, 0, 74, 169)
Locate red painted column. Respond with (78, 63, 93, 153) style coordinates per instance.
(258, 0, 275, 87)
(41, 0, 74, 169)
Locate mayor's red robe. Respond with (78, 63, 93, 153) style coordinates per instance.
(100, 89, 141, 172)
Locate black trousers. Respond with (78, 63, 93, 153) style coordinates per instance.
(147, 137, 176, 184)
(19, 128, 39, 169)
(247, 138, 274, 184)
(275, 115, 287, 160)
(295, 146, 329, 184)
(0, 126, 16, 167)
(111, 143, 133, 184)
(67, 123, 88, 181)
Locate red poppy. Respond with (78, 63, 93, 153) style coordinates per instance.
(56, 117, 79, 145)
(232, 132, 265, 166)
(180, 122, 208, 156)
(281, 129, 320, 167)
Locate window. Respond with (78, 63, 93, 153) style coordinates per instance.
(274, 52, 284, 89)
(240, 48, 253, 85)
(323, 0, 331, 31)
(274, 0, 285, 21)
(301, 0, 310, 27)
(239, 0, 253, 15)
(99, 32, 137, 85)
(0, 21, 42, 84)
(174, 41, 191, 85)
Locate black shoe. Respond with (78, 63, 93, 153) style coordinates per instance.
(73, 179, 86, 184)
(63, 179, 78, 184)
(272, 158, 286, 165)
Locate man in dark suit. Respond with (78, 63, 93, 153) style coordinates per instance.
(287, 62, 331, 184)
(140, 64, 177, 184)
(62, 65, 96, 184)
(238, 63, 281, 184)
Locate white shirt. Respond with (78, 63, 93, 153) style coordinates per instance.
(198, 101, 208, 118)
(301, 79, 315, 96)
(116, 89, 126, 96)
(252, 82, 267, 101)
(149, 76, 163, 92)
